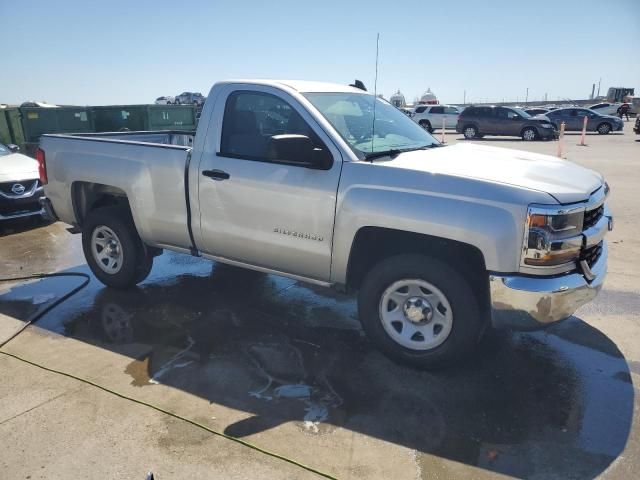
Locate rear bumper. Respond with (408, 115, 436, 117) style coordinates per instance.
(489, 242, 607, 330)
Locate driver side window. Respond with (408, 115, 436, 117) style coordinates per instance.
(220, 91, 321, 161)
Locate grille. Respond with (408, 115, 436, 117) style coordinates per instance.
(0, 179, 38, 196)
(584, 205, 604, 230)
(581, 242, 603, 268)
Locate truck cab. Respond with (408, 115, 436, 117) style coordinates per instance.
(39, 80, 612, 369)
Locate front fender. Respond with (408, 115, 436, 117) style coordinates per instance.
(330, 165, 553, 284)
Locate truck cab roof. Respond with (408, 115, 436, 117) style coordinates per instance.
(215, 79, 367, 94)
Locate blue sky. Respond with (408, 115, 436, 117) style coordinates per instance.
(1, 0, 639, 105)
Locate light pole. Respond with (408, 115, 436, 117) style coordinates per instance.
(525, 87, 529, 104)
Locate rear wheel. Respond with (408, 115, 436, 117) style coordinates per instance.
(463, 125, 478, 139)
(419, 120, 433, 133)
(597, 122, 611, 134)
(358, 254, 485, 369)
(82, 206, 153, 289)
(521, 127, 538, 141)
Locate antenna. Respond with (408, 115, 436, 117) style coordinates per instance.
(370, 33, 380, 157)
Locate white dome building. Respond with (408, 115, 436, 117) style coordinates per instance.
(390, 90, 406, 107)
(419, 88, 438, 105)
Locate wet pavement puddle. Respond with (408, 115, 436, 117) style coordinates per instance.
(0, 250, 635, 478)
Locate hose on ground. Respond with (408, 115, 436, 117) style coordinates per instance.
(0, 272, 338, 479)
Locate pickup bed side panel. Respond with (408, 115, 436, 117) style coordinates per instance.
(330, 162, 555, 284)
(42, 136, 192, 250)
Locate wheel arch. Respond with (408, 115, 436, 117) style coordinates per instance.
(71, 181, 131, 226)
(344, 227, 490, 316)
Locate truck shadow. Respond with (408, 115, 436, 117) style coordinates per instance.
(0, 252, 634, 479)
(0, 216, 52, 238)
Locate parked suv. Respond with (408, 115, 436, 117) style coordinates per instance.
(456, 106, 557, 141)
(545, 108, 624, 134)
(412, 104, 461, 132)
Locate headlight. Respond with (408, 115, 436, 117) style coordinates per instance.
(541, 123, 554, 129)
(522, 207, 583, 267)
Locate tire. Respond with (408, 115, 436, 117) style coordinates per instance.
(358, 254, 485, 369)
(175, 99, 181, 105)
(419, 120, 433, 133)
(597, 122, 611, 135)
(463, 125, 478, 139)
(82, 206, 153, 289)
(521, 127, 538, 141)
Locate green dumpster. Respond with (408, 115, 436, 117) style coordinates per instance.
(0, 110, 11, 145)
(20, 106, 93, 155)
(0, 108, 26, 148)
(91, 105, 148, 132)
(92, 105, 196, 132)
(147, 105, 196, 131)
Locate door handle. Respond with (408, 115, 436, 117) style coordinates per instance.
(202, 169, 230, 181)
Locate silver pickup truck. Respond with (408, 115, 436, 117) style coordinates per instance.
(38, 80, 612, 368)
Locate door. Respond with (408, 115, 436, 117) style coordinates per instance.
(428, 106, 445, 130)
(566, 109, 586, 130)
(548, 109, 566, 130)
(494, 107, 517, 135)
(196, 86, 343, 281)
(443, 106, 460, 128)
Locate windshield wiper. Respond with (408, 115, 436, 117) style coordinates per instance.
(364, 149, 403, 161)
(363, 144, 441, 161)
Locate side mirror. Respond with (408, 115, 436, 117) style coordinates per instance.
(268, 134, 332, 170)
(7, 144, 20, 152)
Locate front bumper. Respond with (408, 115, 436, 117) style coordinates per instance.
(490, 242, 608, 330)
(539, 127, 558, 139)
(0, 184, 45, 221)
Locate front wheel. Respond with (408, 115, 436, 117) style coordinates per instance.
(521, 127, 538, 141)
(463, 125, 478, 139)
(358, 254, 485, 369)
(419, 120, 433, 133)
(597, 122, 611, 134)
(82, 206, 153, 289)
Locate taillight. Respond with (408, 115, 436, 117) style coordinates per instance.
(36, 148, 48, 185)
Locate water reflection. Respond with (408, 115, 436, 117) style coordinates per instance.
(0, 256, 633, 478)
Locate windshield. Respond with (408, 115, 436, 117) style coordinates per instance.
(304, 92, 438, 157)
(0, 143, 10, 156)
(512, 108, 532, 118)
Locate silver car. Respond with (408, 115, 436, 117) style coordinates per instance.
(0, 143, 45, 221)
(544, 107, 624, 134)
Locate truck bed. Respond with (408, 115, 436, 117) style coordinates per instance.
(41, 131, 196, 252)
(64, 130, 195, 147)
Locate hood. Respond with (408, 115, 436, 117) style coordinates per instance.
(0, 152, 39, 183)
(602, 114, 622, 121)
(532, 114, 551, 122)
(380, 143, 603, 204)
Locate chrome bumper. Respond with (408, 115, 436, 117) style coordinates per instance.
(489, 242, 607, 330)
